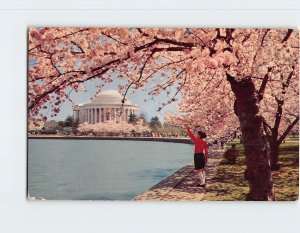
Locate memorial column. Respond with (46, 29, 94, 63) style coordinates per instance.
(103, 108, 106, 122)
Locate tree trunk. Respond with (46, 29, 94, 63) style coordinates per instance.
(268, 115, 299, 171)
(227, 74, 275, 201)
(269, 138, 280, 171)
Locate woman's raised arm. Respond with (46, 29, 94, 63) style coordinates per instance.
(185, 125, 196, 142)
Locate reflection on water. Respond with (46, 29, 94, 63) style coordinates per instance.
(28, 139, 192, 200)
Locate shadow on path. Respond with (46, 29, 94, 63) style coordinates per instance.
(134, 150, 223, 201)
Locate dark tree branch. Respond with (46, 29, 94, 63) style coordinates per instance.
(120, 46, 190, 108)
(261, 29, 270, 46)
(258, 68, 272, 101)
(272, 96, 284, 136)
(29, 75, 57, 82)
(242, 34, 251, 44)
(136, 52, 155, 83)
(215, 28, 235, 45)
(137, 28, 149, 37)
(270, 68, 295, 133)
(201, 29, 208, 34)
(278, 116, 299, 144)
(121, 51, 157, 109)
(190, 32, 206, 46)
(29, 28, 89, 52)
(155, 69, 186, 93)
(44, 70, 86, 87)
(101, 32, 128, 45)
(281, 29, 293, 43)
(134, 37, 195, 52)
(144, 57, 191, 85)
(157, 70, 187, 112)
(70, 41, 85, 53)
(50, 54, 61, 76)
(201, 71, 216, 92)
(91, 58, 122, 73)
(262, 117, 272, 137)
(282, 69, 294, 90)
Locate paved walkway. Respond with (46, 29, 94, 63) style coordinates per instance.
(134, 150, 223, 201)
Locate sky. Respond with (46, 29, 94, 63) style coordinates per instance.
(46, 75, 181, 123)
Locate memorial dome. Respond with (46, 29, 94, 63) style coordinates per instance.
(92, 90, 132, 105)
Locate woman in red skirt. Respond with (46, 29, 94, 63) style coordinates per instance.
(185, 125, 208, 187)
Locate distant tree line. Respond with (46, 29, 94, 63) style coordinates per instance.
(58, 116, 79, 129)
(128, 113, 185, 136)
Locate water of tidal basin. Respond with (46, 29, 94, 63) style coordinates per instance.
(28, 139, 193, 200)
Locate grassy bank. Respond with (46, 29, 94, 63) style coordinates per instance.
(204, 139, 299, 201)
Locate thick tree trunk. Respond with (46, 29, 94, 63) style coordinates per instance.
(227, 74, 275, 201)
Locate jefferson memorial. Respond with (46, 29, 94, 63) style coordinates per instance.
(73, 90, 139, 124)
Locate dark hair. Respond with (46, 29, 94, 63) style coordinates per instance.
(198, 131, 207, 139)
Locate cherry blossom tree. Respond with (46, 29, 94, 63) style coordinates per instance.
(77, 122, 94, 135)
(164, 44, 299, 171)
(28, 27, 299, 200)
(260, 66, 299, 170)
(163, 72, 239, 141)
(77, 121, 150, 135)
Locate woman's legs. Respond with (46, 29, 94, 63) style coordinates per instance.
(196, 169, 205, 185)
(197, 168, 206, 186)
(201, 169, 206, 185)
(195, 153, 206, 186)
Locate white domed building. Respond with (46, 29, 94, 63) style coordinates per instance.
(73, 90, 139, 124)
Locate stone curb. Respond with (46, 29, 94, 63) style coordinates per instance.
(134, 150, 222, 201)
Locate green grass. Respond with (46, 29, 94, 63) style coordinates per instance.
(203, 139, 299, 201)
(273, 140, 299, 201)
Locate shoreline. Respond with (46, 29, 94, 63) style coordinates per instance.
(28, 135, 193, 144)
(134, 150, 223, 201)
